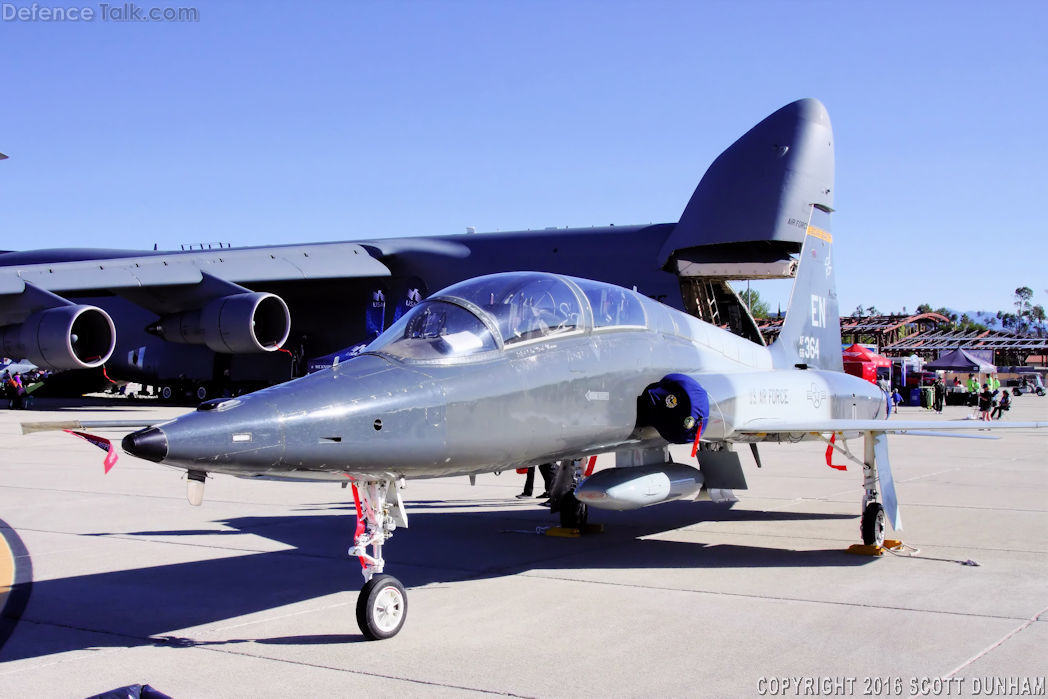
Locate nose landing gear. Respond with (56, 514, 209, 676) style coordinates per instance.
(348, 478, 409, 640)
(356, 574, 407, 640)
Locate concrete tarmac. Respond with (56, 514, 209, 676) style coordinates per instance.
(1, 394, 1046, 697)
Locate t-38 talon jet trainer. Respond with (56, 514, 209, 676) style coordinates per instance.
(33, 206, 1045, 640)
(2, 98, 832, 397)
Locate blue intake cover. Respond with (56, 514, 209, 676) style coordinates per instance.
(639, 373, 709, 444)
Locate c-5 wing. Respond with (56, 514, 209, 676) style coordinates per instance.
(0, 242, 395, 366)
(0, 242, 391, 297)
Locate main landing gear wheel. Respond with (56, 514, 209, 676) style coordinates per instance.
(356, 574, 407, 640)
(861, 502, 886, 547)
(559, 492, 588, 529)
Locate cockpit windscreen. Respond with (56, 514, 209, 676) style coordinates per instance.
(365, 300, 497, 360)
(440, 273, 583, 345)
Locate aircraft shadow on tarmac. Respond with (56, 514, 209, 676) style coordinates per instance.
(0, 502, 865, 660)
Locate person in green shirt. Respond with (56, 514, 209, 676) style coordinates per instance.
(966, 374, 981, 407)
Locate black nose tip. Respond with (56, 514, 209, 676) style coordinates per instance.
(122, 427, 168, 462)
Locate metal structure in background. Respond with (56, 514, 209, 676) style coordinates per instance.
(758, 313, 1048, 367)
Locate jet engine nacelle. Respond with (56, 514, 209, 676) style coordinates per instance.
(1, 304, 116, 370)
(575, 463, 704, 511)
(149, 292, 291, 353)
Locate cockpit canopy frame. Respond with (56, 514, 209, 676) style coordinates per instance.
(364, 272, 649, 364)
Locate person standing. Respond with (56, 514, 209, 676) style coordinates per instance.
(966, 374, 980, 407)
(932, 378, 945, 413)
(978, 383, 994, 422)
(991, 390, 1011, 420)
(517, 463, 555, 500)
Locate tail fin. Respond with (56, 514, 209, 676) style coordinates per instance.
(769, 205, 842, 371)
(657, 98, 835, 266)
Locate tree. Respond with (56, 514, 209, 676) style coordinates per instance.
(1015, 286, 1034, 333)
(916, 303, 933, 314)
(866, 305, 879, 316)
(737, 288, 770, 319)
(1032, 304, 1046, 333)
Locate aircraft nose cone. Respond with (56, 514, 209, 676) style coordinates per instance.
(122, 427, 168, 462)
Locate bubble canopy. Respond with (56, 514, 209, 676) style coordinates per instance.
(365, 272, 647, 362)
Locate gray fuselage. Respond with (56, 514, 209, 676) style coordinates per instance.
(128, 272, 884, 482)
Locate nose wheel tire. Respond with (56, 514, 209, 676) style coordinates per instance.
(861, 502, 886, 547)
(356, 574, 407, 640)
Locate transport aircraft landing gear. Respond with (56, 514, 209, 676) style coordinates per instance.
(348, 478, 408, 640)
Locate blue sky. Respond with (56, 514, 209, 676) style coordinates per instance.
(1, 0, 1045, 316)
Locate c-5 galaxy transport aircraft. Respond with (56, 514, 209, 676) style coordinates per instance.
(84, 206, 1040, 640)
(1, 99, 832, 397)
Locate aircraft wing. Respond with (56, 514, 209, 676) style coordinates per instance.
(734, 418, 1048, 436)
(0, 242, 391, 298)
(732, 418, 1046, 533)
(0, 242, 396, 366)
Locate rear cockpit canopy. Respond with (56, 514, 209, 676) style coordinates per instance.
(365, 272, 649, 362)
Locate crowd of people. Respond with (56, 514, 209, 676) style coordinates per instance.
(2, 369, 46, 409)
(933, 373, 1010, 421)
(884, 370, 1024, 421)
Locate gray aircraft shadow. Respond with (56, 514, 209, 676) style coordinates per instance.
(0, 502, 866, 661)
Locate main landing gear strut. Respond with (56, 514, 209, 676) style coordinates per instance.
(822, 431, 898, 548)
(860, 437, 886, 547)
(349, 478, 409, 640)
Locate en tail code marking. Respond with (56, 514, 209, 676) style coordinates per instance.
(810, 295, 827, 328)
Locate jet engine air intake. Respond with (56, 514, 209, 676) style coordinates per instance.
(1, 304, 116, 370)
(637, 374, 709, 444)
(147, 292, 291, 353)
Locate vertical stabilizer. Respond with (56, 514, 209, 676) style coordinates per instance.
(658, 99, 834, 266)
(769, 206, 842, 372)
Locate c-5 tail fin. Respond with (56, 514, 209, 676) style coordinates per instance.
(657, 98, 835, 266)
(769, 205, 842, 372)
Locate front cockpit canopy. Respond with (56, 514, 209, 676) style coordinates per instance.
(365, 272, 648, 362)
(442, 272, 582, 345)
(365, 300, 498, 361)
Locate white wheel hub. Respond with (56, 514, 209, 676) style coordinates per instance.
(372, 584, 405, 633)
